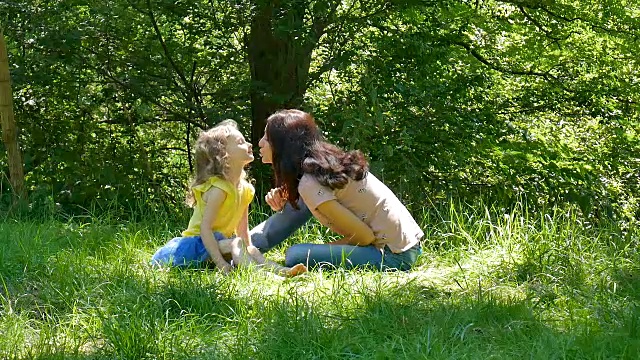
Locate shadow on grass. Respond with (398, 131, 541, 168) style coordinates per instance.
(0, 220, 127, 274)
(236, 275, 640, 360)
(94, 269, 243, 360)
(0, 221, 137, 317)
(3, 267, 640, 359)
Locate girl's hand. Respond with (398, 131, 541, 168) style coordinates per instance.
(265, 187, 286, 212)
(214, 259, 233, 274)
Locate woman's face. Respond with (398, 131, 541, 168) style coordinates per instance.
(258, 127, 272, 164)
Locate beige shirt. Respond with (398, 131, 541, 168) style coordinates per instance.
(298, 172, 423, 253)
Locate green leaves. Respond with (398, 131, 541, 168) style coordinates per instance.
(0, 0, 638, 222)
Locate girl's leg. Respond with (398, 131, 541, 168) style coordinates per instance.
(230, 238, 307, 277)
(250, 198, 312, 252)
(150, 236, 210, 267)
(217, 238, 234, 254)
(246, 244, 307, 277)
(151, 232, 229, 267)
(229, 237, 252, 267)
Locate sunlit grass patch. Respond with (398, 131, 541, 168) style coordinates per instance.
(1, 203, 639, 358)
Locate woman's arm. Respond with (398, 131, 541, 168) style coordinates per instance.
(315, 200, 375, 246)
(201, 188, 232, 272)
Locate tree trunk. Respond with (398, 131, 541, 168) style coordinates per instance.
(0, 30, 27, 200)
(247, 2, 314, 146)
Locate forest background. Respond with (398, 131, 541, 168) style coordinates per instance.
(1, 0, 639, 225)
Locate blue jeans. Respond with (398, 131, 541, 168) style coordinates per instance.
(250, 199, 313, 252)
(150, 232, 227, 267)
(285, 243, 422, 271)
(249, 198, 421, 271)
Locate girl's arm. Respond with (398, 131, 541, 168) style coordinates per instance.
(201, 187, 232, 272)
(236, 206, 252, 247)
(315, 200, 375, 246)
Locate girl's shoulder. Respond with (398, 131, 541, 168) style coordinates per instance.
(193, 176, 235, 195)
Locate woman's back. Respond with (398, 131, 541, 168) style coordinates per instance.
(298, 172, 423, 253)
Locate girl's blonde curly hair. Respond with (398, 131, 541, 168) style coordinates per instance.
(185, 120, 242, 207)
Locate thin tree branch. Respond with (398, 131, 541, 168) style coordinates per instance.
(99, 115, 206, 130)
(311, 0, 342, 41)
(518, 5, 575, 43)
(156, 146, 188, 153)
(497, 0, 639, 40)
(144, 0, 208, 123)
(145, 0, 189, 88)
(451, 40, 559, 81)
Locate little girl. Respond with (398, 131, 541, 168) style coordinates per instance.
(151, 120, 306, 277)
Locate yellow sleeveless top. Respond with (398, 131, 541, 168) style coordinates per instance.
(182, 176, 255, 238)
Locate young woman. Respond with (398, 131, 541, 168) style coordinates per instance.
(150, 120, 306, 277)
(257, 109, 423, 270)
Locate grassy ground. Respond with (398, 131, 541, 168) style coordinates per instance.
(0, 203, 638, 359)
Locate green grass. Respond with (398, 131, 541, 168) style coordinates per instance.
(0, 203, 638, 359)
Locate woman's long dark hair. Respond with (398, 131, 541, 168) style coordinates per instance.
(265, 109, 369, 208)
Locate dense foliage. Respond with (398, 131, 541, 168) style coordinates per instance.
(1, 0, 638, 223)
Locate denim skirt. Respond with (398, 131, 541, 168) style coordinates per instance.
(150, 232, 226, 267)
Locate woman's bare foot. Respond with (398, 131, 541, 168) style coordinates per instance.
(285, 263, 308, 277)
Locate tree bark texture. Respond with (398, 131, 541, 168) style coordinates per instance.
(0, 30, 26, 199)
(247, 2, 314, 146)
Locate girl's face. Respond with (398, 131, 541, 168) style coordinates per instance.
(226, 129, 253, 165)
(258, 127, 272, 164)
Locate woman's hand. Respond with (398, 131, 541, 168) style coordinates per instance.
(265, 187, 286, 212)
